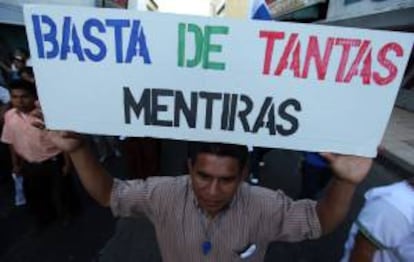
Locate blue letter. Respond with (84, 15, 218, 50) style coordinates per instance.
(83, 19, 107, 62)
(60, 16, 84, 61)
(106, 19, 130, 63)
(125, 20, 151, 64)
(70, 25, 85, 61)
(60, 16, 72, 60)
(32, 15, 45, 58)
(32, 15, 59, 59)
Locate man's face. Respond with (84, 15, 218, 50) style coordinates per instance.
(11, 89, 35, 113)
(189, 153, 246, 217)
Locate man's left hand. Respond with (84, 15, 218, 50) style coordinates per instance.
(321, 153, 373, 185)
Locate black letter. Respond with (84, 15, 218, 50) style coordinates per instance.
(152, 89, 174, 127)
(276, 98, 301, 136)
(228, 94, 238, 131)
(174, 91, 198, 128)
(252, 97, 273, 133)
(124, 87, 151, 125)
(220, 93, 230, 130)
(199, 92, 222, 129)
(237, 95, 253, 132)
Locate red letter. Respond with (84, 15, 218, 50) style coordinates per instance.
(259, 31, 285, 75)
(373, 43, 403, 86)
(274, 33, 299, 76)
(343, 40, 371, 84)
(302, 36, 334, 80)
(290, 42, 301, 78)
(360, 49, 372, 85)
(335, 38, 361, 82)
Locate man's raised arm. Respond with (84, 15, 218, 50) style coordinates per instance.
(316, 153, 372, 235)
(31, 102, 113, 207)
(67, 137, 113, 207)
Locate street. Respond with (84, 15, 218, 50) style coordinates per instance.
(0, 142, 405, 262)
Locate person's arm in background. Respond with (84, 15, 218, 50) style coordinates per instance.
(56, 133, 113, 207)
(9, 145, 23, 174)
(30, 103, 113, 207)
(0, 61, 11, 74)
(316, 153, 372, 235)
(62, 152, 72, 176)
(349, 232, 377, 262)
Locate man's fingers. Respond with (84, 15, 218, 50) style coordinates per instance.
(59, 131, 81, 139)
(320, 152, 337, 163)
(30, 108, 43, 119)
(31, 118, 45, 129)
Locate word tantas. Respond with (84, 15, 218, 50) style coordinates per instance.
(260, 31, 404, 86)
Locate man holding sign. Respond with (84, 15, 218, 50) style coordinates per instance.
(32, 115, 371, 261)
(23, 3, 412, 261)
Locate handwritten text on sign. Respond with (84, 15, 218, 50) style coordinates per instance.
(24, 5, 414, 156)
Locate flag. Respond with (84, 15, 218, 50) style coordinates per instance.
(250, 0, 272, 20)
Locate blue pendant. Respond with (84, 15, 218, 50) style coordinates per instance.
(202, 241, 212, 255)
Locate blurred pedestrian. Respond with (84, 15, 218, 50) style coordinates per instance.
(248, 147, 271, 184)
(299, 152, 332, 199)
(120, 137, 160, 179)
(0, 77, 11, 185)
(0, 48, 28, 82)
(1, 80, 78, 228)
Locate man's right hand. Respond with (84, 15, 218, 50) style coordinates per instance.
(45, 130, 84, 153)
(31, 101, 113, 207)
(30, 101, 83, 153)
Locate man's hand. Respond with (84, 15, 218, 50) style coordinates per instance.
(30, 101, 84, 153)
(30, 101, 113, 207)
(321, 153, 372, 185)
(316, 152, 373, 235)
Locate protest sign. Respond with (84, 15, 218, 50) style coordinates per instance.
(23, 5, 413, 157)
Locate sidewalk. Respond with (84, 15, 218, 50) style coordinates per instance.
(381, 106, 414, 177)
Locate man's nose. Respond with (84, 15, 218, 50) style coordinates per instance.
(208, 179, 220, 196)
(15, 98, 22, 105)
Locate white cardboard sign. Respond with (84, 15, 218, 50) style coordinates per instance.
(23, 5, 414, 156)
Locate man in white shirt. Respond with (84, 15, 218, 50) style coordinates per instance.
(341, 179, 414, 261)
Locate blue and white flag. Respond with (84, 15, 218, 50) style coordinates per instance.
(250, 0, 272, 20)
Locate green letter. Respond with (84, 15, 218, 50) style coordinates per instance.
(203, 26, 228, 70)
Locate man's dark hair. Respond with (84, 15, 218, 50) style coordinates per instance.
(188, 142, 249, 168)
(9, 79, 37, 98)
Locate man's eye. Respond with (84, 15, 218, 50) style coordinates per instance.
(221, 177, 235, 183)
(198, 173, 209, 180)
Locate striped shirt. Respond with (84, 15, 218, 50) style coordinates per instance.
(111, 175, 321, 261)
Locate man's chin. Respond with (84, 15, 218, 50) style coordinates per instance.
(201, 203, 225, 216)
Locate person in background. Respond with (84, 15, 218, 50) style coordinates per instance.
(341, 178, 414, 261)
(120, 137, 160, 179)
(0, 76, 11, 185)
(300, 152, 332, 199)
(248, 147, 271, 184)
(1, 80, 78, 227)
(0, 48, 28, 82)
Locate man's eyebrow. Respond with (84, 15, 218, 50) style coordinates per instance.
(197, 171, 213, 178)
(197, 171, 238, 180)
